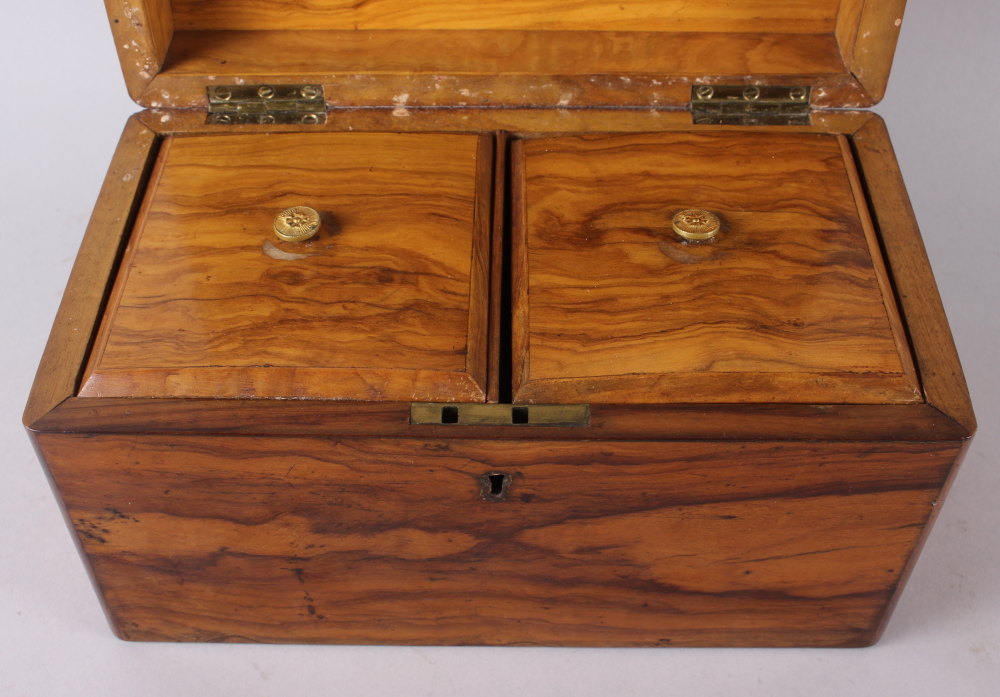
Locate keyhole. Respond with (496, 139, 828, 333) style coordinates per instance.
(480, 472, 511, 502)
(440, 406, 459, 424)
(488, 474, 505, 496)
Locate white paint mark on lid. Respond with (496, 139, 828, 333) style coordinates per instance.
(392, 93, 410, 117)
(263, 240, 313, 261)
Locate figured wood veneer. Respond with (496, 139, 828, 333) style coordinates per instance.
(24, 0, 974, 651)
(514, 130, 921, 405)
(39, 433, 961, 646)
(169, 0, 843, 33)
(80, 131, 492, 402)
(146, 30, 856, 110)
(105, 0, 902, 109)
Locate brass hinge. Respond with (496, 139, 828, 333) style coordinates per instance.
(410, 403, 590, 427)
(207, 84, 327, 125)
(691, 85, 811, 126)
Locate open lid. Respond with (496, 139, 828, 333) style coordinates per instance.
(106, 0, 907, 110)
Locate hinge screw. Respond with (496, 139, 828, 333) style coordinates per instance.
(300, 85, 320, 99)
(257, 85, 275, 99)
(694, 85, 714, 100)
(743, 86, 761, 101)
(214, 87, 232, 101)
(789, 86, 808, 102)
(301, 114, 320, 124)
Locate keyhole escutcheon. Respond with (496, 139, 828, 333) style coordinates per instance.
(480, 472, 511, 502)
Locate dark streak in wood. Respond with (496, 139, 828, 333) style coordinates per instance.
(38, 433, 961, 647)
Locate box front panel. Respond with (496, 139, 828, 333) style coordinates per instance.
(39, 433, 958, 646)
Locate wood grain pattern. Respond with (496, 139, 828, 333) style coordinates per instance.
(162, 29, 848, 77)
(849, 0, 908, 104)
(839, 133, 919, 389)
(38, 433, 961, 646)
(33, 397, 971, 442)
(868, 437, 973, 643)
(514, 131, 920, 405)
(852, 116, 976, 434)
(22, 116, 158, 429)
(834, 0, 866, 66)
(103, 0, 901, 109)
(139, 30, 861, 110)
(80, 136, 175, 403)
(80, 132, 490, 402)
(169, 0, 841, 33)
(469, 135, 495, 400)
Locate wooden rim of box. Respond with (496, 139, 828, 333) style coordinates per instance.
(23, 111, 975, 441)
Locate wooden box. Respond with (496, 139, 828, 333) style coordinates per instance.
(24, 0, 976, 647)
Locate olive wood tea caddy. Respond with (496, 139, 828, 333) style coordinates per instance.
(24, 0, 976, 647)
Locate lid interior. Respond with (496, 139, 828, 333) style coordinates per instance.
(108, 0, 905, 109)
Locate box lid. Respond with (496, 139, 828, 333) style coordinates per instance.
(79, 130, 493, 402)
(106, 0, 907, 110)
(512, 130, 922, 405)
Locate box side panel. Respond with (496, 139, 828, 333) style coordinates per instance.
(25, 430, 123, 639)
(38, 433, 960, 647)
(868, 437, 973, 644)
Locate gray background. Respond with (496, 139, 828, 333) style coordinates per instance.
(1, 2, 997, 695)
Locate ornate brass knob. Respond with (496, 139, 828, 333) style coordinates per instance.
(274, 206, 321, 242)
(672, 209, 721, 241)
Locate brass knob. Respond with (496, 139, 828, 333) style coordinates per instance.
(274, 206, 321, 242)
(672, 209, 721, 241)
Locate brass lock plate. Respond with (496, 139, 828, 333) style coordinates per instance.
(410, 403, 590, 427)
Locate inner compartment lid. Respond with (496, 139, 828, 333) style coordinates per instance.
(512, 131, 921, 405)
(80, 131, 492, 402)
(107, 0, 907, 109)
